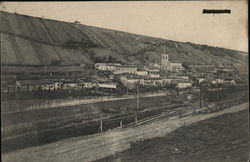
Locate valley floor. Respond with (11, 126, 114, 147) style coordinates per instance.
(2, 102, 248, 162)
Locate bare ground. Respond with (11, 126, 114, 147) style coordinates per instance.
(97, 106, 249, 162)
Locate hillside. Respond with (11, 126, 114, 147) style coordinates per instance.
(0, 11, 248, 68)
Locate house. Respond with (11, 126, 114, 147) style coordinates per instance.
(17, 80, 58, 92)
(176, 82, 192, 89)
(77, 78, 97, 89)
(148, 72, 160, 78)
(113, 66, 138, 74)
(176, 75, 189, 80)
(98, 82, 117, 89)
(120, 75, 144, 88)
(147, 67, 160, 73)
(144, 78, 164, 86)
(152, 63, 161, 68)
(136, 70, 148, 76)
(211, 79, 224, 85)
(197, 78, 205, 84)
(97, 82, 117, 92)
(62, 80, 79, 90)
(223, 79, 235, 85)
(95, 63, 121, 71)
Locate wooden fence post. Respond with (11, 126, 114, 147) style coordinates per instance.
(120, 121, 123, 128)
(100, 120, 103, 132)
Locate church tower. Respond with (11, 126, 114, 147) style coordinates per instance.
(161, 47, 170, 70)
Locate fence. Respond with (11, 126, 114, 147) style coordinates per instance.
(2, 95, 248, 153)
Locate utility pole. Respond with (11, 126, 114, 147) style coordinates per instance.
(135, 84, 139, 124)
(15, 75, 19, 112)
(44, 65, 47, 74)
(216, 68, 220, 110)
(100, 120, 103, 133)
(200, 83, 203, 109)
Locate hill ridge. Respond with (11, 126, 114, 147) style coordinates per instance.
(0, 11, 248, 67)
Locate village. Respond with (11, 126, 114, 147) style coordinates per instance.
(1, 3, 248, 162)
(1, 48, 247, 97)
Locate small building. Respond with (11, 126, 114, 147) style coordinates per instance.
(97, 82, 117, 92)
(113, 66, 138, 74)
(120, 75, 144, 88)
(148, 72, 160, 78)
(176, 75, 189, 80)
(176, 82, 192, 89)
(136, 71, 148, 76)
(224, 79, 235, 85)
(144, 78, 164, 86)
(98, 82, 117, 89)
(95, 63, 121, 71)
(211, 79, 224, 85)
(62, 80, 79, 90)
(17, 80, 57, 92)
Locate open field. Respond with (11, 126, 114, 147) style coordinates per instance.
(2, 102, 248, 162)
(2, 94, 183, 152)
(98, 108, 249, 162)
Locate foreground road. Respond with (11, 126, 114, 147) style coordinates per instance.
(2, 102, 248, 162)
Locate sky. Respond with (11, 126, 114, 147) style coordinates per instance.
(0, 1, 248, 52)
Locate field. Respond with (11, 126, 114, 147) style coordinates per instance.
(2, 101, 248, 162)
(2, 95, 181, 152)
(97, 109, 249, 162)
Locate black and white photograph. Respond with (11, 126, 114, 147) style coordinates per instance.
(0, 1, 248, 162)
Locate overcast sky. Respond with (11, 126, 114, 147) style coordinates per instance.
(0, 1, 248, 52)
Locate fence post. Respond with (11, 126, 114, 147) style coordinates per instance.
(100, 120, 103, 132)
(120, 121, 123, 128)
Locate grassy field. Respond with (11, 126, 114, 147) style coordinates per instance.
(2, 95, 183, 152)
(97, 109, 249, 162)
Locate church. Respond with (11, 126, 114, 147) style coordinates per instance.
(161, 47, 184, 72)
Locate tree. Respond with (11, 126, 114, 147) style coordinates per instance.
(107, 56, 113, 63)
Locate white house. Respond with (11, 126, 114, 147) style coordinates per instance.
(98, 82, 117, 89)
(120, 75, 144, 87)
(176, 82, 192, 89)
(211, 79, 224, 84)
(136, 71, 148, 76)
(95, 63, 121, 71)
(113, 66, 138, 74)
(148, 72, 160, 78)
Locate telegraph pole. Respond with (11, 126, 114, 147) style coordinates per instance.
(135, 84, 139, 124)
(216, 68, 220, 110)
(15, 75, 19, 112)
(199, 82, 203, 109)
(100, 120, 103, 132)
(44, 65, 47, 74)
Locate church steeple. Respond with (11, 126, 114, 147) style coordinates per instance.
(161, 46, 169, 66)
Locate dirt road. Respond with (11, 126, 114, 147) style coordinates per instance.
(2, 102, 248, 162)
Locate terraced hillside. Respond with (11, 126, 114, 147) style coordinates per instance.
(0, 11, 248, 68)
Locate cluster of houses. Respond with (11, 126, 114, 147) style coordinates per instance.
(1, 78, 118, 93)
(94, 61, 192, 90)
(1, 48, 242, 94)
